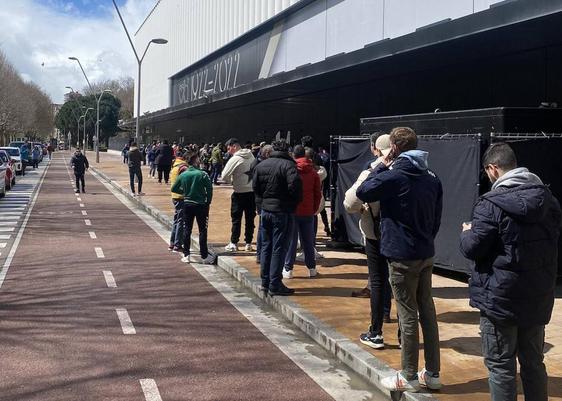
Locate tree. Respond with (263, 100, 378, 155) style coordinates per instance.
(83, 77, 133, 121)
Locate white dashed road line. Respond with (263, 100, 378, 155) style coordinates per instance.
(116, 308, 136, 335)
(80, 203, 85, 207)
(0, 228, 15, 232)
(139, 379, 163, 401)
(77, 197, 82, 201)
(82, 211, 87, 216)
(103, 271, 117, 288)
(89, 231, 97, 239)
(84, 219, 91, 226)
(94, 247, 105, 258)
(0, 243, 6, 248)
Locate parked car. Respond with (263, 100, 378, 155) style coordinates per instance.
(0, 147, 22, 175)
(8, 141, 26, 150)
(0, 150, 15, 190)
(0, 159, 7, 198)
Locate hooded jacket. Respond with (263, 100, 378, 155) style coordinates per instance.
(155, 143, 173, 166)
(221, 148, 255, 193)
(70, 152, 89, 175)
(170, 166, 213, 206)
(127, 146, 142, 169)
(344, 158, 384, 241)
(252, 151, 302, 213)
(460, 167, 561, 326)
(295, 157, 321, 216)
(356, 150, 443, 260)
(170, 158, 188, 200)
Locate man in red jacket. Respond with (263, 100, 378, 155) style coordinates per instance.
(283, 145, 321, 278)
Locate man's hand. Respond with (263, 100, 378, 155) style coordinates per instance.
(462, 222, 472, 232)
(382, 154, 394, 167)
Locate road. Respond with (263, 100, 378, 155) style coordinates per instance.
(0, 153, 383, 401)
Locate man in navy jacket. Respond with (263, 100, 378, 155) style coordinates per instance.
(460, 143, 561, 401)
(357, 127, 443, 392)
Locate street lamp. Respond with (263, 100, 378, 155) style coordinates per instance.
(112, 0, 167, 142)
(81, 108, 94, 152)
(95, 89, 112, 163)
(66, 87, 84, 150)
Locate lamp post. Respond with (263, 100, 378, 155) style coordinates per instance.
(112, 0, 167, 141)
(81, 108, 94, 152)
(65, 86, 84, 150)
(95, 90, 112, 163)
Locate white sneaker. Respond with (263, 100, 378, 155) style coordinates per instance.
(244, 243, 253, 252)
(308, 268, 317, 277)
(314, 248, 324, 259)
(180, 255, 191, 263)
(295, 252, 305, 262)
(282, 268, 293, 279)
(137, 192, 145, 196)
(224, 243, 238, 252)
(418, 368, 442, 390)
(201, 254, 216, 265)
(380, 372, 420, 392)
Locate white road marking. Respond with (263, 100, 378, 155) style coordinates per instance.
(94, 247, 104, 258)
(0, 222, 18, 226)
(0, 235, 11, 240)
(0, 243, 6, 248)
(0, 162, 49, 288)
(80, 203, 85, 207)
(103, 270, 117, 288)
(139, 379, 162, 401)
(84, 219, 91, 226)
(77, 197, 82, 201)
(0, 215, 21, 220)
(82, 211, 87, 216)
(116, 308, 136, 335)
(89, 231, 97, 239)
(0, 228, 15, 232)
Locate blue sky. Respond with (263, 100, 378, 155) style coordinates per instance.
(0, 0, 157, 103)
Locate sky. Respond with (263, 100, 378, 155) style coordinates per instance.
(0, 0, 158, 103)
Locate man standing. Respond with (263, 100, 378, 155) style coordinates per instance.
(70, 148, 89, 194)
(221, 138, 256, 252)
(169, 151, 188, 252)
(209, 143, 223, 185)
(155, 140, 174, 184)
(171, 152, 215, 265)
(19, 143, 29, 176)
(460, 143, 561, 401)
(127, 142, 144, 196)
(357, 127, 442, 392)
(253, 140, 302, 296)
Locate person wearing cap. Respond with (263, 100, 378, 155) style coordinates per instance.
(344, 133, 393, 350)
(221, 138, 256, 253)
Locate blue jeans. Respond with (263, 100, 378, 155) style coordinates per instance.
(480, 315, 547, 401)
(256, 210, 263, 262)
(170, 199, 184, 248)
(260, 211, 289, 291)
(284, 215, 316, 271)
(210, 163, 222, 184)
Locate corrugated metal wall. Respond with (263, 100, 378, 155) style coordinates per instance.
(134, 0, 301, 117)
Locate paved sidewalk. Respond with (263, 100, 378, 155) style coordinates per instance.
(90, 151, 562, 401)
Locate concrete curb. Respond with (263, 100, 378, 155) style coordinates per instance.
(90, 166, 439, 401)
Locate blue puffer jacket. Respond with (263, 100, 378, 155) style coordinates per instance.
(356, 150, 443, 260)
(460, 168, 561, 327)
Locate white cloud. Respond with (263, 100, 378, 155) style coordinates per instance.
(0, 0, 157, 103)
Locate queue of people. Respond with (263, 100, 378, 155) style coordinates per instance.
(122, 129, 560, 401)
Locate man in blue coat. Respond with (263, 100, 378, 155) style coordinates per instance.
(357, 127, 443, 392)
(460, 143, 561, 401)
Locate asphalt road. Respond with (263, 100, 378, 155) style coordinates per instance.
(0, 153, 383, 401)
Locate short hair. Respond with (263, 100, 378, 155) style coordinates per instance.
(293, 145, 305, 158)
(370, 132, 386, 146)
(131, 142, 137, 147)
(260, 144, 273, 159)
(305, 146, 315, 160)
(272, 140, 288, 152)
(389, 127, 417, 152)
(301, 135, 314, 147)
(482, 143, 518, 170)
(225, 138, 240, 147)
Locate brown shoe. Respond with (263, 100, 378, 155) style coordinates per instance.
(351, 287, 371, 298)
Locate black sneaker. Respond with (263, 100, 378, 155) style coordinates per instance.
(359, 332, 385, 350)
(82, 189, 86, 193)
(75, 189, 80, 193)
(268, 285, 295, 296)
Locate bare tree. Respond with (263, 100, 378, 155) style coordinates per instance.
(83, 77, 134, 120)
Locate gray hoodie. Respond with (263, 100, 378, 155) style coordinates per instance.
(221, 148, 255, 193)
(492, 167, 543, 190)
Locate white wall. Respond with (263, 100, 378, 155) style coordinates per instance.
(134, 0, 301, 116)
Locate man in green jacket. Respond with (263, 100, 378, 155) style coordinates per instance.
(171, 151, 215, 265)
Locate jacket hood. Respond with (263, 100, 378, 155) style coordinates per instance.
(397, 150, 429, 170)
(271, 151, 294, 162)
(492, 167, 543, 190)
(234, 148, 253, 159)
(173, 158, 186, 167)
(296, 157, 314, 172)
(130, 146, 138, 151)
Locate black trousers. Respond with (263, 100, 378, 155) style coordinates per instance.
(230, 192, 256, 244)
(183, 204, 209, 258)
(75, 173, 85, 191)
(157, 164, 171, 183)
(129, 167, 143, 193)
(365, 237, 391, 335)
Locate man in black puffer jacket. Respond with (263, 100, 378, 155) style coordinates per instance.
(253, 140, 302, 296)
(460, 143, 561, 401)
(70, 148, 89, 193)
(155, 140, 174, 184)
